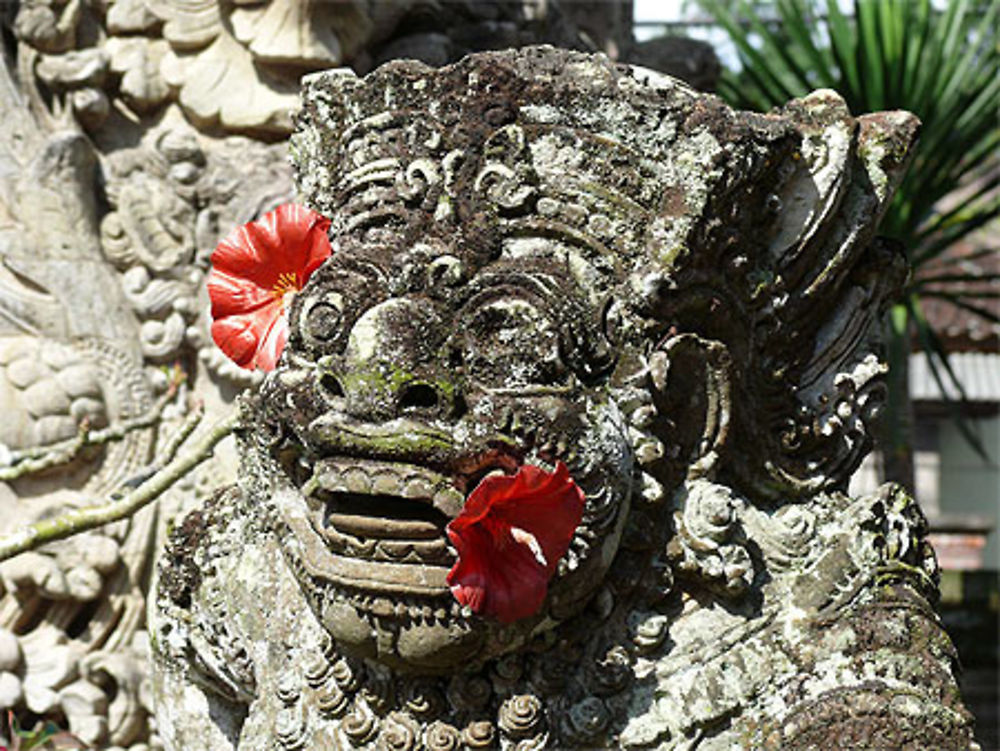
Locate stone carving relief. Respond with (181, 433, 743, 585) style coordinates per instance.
(147, 48, 978, 750)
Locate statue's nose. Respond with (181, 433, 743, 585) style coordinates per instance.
(317, 297, 459, 422)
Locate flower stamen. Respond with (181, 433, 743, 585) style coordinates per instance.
(511, 526, 547, 566)
(272, 271, 300, 310)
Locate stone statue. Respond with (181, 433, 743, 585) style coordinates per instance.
(149, 48, 978, 749)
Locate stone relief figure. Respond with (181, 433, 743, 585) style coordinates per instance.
(149, 48, 978, 749)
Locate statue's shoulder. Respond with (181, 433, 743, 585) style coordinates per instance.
(153, 485, 261, 711)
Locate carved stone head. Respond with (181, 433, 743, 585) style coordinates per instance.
(242, 47, 917, 674)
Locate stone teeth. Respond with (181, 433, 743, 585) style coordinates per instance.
(345, 538, 377, 557)
(312, 469, 349, 495)
(371, 470, 401, 496)
(433, 486, 465, 518)
(343, 468, 372, 494)
(327, 477, 349, 493)
(402, 477, 432, 500)
(378, 540, 413, 559)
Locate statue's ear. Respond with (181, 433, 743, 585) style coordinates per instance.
(649, 334, 732, 483)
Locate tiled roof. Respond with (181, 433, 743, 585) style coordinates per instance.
(913, 213, 999, 353)
(910, 351, 1000, 402)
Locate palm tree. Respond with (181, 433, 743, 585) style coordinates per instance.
(699, 0, 999, 490)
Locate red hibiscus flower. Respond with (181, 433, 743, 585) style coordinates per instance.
(207, 204, 332, 370)
(446, 462, 585, 623)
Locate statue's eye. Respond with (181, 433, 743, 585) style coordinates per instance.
(300, 294, 344, 345)
(463, 299, 569, 389)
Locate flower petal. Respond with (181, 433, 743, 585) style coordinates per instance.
(446, 462, 585, 623)
(253, 312, 289, 371)
(210, 306, 279, 369)
(206, 267, 276, 317)
(207, 203, 331, 371)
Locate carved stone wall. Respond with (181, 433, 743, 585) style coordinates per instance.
(147, 48, 979, 749)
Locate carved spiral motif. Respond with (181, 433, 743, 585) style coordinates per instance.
(562, 697, 610, 744)
(395, 158, 441, 203)
(377, 712, 419, 751)
(362, 672, 395, 714)
(446, 674, 491, 713)
(747, 504, 817, 571)
(589, 647, 632, 696)
(303, 650, 333, 688)
(302, 300, 343, 343)
(629, 611, 669, 654)
(684, 481, 738, 543)
(513, 733, 550, 751)
(276, 670, 301, 704)
(100, 213, 136, 268)
(402, 680, 446, 718)
(275, 704, 307, 750)
(461, 720, 495, 749)
(342, 703, 378, 745)
(424, 720, 462, 751)
(492, 653, 524, 685)
(332, 657, 359, 691)
(316, 682, 349, 718)
(530, 654, 571, 695)
(499, 694, 544, 738)
(670, 480, 756, 596)
(426, 254, 465, 289)
(474, 162, 536, 211)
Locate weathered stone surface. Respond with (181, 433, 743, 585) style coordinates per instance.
(149, 48, 977, 749)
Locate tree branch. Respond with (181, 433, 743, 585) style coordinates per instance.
(0, 369, 186, 481)
(0, 410, 239, 562)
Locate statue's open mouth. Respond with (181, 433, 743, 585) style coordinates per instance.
(301, 455, 518, 568)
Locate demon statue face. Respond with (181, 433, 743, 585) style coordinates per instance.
(267, 223, 633, 670)
(152, 48, 977, 751)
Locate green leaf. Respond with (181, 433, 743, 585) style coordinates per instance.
(700, 0, 798, 105)
(921, 293, 1000, 325)
(778, 0, 838, 87)
(825, 0, 862, 103)
(915, 200, 1000, 265)
(900, 0, 931, 99)
(742, 0, 820, 95)
(915, 173, 1000, 243)
(930, 2, 998, 117)
(856, 0, 886, 109)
